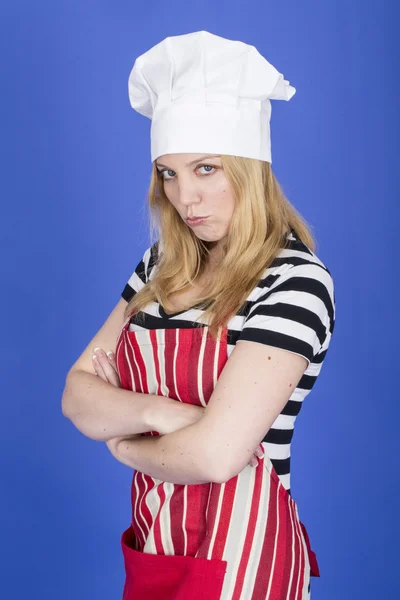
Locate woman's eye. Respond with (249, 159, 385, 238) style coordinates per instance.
(199, 165, 215, 175)
(161, 169, 175, 180)
(159, 165, 215, 180)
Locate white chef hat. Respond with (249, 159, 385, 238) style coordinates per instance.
(128, 30, 296, 164)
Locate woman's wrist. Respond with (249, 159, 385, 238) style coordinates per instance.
(147, 395, 205, 435)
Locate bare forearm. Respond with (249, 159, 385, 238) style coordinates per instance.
(115, 423, 218, 485)
(61, 370, 178, 442)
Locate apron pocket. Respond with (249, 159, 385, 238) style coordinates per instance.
(121, 524, 227, 600)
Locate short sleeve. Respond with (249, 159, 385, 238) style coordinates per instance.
(237, 262, 335, 366)
(121, 241, 159, 303)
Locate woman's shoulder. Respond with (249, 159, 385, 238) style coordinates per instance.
(272, 227, 334, 280)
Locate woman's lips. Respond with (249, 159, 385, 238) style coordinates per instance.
(186, 216, 209, 226)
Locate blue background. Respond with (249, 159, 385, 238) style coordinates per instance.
(1, 1, 398, 598)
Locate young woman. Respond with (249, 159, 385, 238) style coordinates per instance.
(64, 32, 336, 600)
(96, 152, 334, 600)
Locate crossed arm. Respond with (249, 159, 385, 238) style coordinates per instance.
(99, 339, 308, 485)
(106, 423, 221, 485)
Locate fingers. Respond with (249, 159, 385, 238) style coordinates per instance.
(249, 445, 264, 467)
(92, 355, 108, 381)
(107, 352, 118, 371)
(92, 348, 121, 387)
(254, 446, 264, 458)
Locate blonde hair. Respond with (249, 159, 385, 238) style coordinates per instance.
(124, 155, 316, 341)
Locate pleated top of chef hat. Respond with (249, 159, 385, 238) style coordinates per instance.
(128, 30, 296, 164)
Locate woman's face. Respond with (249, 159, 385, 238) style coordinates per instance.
(155, 153, 235, 248)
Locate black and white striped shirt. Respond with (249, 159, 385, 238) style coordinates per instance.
(121, 228, 336, 495)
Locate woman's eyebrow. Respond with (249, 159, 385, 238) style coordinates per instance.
(156, 155, 221, 169)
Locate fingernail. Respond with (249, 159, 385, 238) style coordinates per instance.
(106, 351, 114, 359)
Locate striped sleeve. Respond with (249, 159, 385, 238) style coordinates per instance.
(121, 242, 159, 303)
(237, 262, 335, 365)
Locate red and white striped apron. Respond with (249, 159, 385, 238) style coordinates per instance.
(115, 315, 320, 599)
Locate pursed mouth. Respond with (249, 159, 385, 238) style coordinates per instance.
(186, 216, 209, 223)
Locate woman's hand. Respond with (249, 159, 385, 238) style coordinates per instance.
(92, 346, 264, 468)
(92, 347, 121, 388)
(250, 444, 264, 467)
(92, 347, 141, 457)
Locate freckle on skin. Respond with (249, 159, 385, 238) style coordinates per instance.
(268, 356, 271, 360)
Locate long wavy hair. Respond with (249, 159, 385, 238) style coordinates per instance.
(124, 155, 316, 342)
